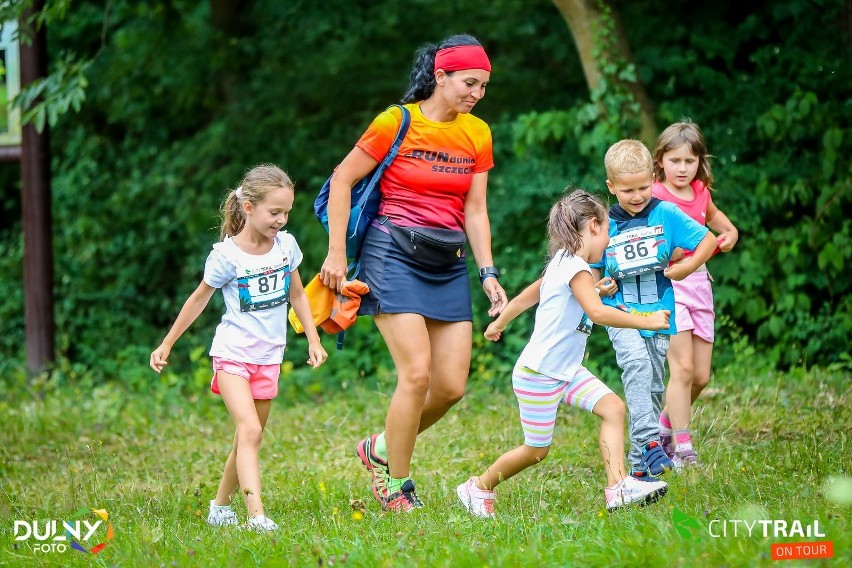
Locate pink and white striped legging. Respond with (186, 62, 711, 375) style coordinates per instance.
(512, 364, 613, 447)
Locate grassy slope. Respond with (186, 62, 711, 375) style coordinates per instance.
(0, 365, 849, 567)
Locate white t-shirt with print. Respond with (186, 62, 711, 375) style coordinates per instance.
(517, 252, 593, 381)
(204, 232, 303, 365)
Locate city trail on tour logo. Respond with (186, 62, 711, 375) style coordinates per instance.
(672, 507, 834, 561)
(13, 506, 115, 554)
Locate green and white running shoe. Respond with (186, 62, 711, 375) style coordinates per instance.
(356, 433, 390, 502)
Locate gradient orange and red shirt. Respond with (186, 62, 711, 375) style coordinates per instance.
(355, 103, 494, 230)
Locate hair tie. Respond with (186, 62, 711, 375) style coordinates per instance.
(235, 186, 244, 199)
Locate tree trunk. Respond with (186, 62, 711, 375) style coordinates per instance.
(20, 0, 54, 376)
(551, 0, 657, 144)
(209, 0, 247, 37)
(208, 0, 252, 104)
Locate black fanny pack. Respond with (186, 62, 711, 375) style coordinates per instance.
(380, 216, 466, 270)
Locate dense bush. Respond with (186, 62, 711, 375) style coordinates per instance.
(1, 0, 848, 394)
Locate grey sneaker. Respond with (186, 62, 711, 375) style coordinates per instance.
(673, 448, 700, 470)
(207, 501, 238, 527)
(660, 432, 675, 458)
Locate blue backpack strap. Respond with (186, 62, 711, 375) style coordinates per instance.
(350, 105, 411, 214)
(380, 104, 411, 167)
(347, 259, 361, 279)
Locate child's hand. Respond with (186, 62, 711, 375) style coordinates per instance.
(663, 263, 690, 281)
(647, 310, 671, 331)
(716, 230, 738, 252)
(595, 277, 618, 297)
(150, 345, 171, 373)
(670, 247, 685, 263)
(484, 321, 505, 341)
(307, 341, 328, 369)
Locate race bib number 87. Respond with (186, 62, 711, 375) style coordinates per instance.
(605, 225, 668, 279)
(238, 265, 290, 312)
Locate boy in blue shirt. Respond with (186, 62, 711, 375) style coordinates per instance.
(594, 140, 717, 479)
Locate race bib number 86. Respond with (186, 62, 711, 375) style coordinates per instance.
(605, 225, 668, 279)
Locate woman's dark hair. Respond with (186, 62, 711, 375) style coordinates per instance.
(401, 34, 484, 103)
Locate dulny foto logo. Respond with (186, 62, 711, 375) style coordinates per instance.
(14, 507, 115, 555)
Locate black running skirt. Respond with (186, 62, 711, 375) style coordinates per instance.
(357, 224, 472, 322)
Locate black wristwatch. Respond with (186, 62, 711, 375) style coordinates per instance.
(479, 266, 500, 284)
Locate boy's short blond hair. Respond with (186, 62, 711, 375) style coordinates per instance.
(605, 139, 654, 181)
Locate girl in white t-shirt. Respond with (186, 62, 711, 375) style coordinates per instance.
(456, 190, 670, 517)
(150, 164, 327, 532)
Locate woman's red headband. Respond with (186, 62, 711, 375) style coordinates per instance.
(434, 45, 491, 73)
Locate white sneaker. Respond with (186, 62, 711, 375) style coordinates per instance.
(456, 476, 495, 518)
(605, 476, 668, 511)
(246, 514, 279, 532)
(207, 501, 238, 526)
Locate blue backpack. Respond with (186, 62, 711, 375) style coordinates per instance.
(314, 104, 411, 275)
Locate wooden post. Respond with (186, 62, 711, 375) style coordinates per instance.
(19, 0, 54, 375)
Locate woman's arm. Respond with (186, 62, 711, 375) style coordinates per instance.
(319, 147, 379, 291)
(465, 171, 507, 316)
(150, 281, 217, 372)
(464, 171, 495, 269)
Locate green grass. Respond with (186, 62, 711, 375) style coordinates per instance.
(1, 365, 849, 567)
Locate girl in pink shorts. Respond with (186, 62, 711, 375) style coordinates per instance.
(652, 121, 739, 467)
(150, 165, 327, 532)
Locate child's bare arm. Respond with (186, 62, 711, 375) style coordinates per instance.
(150, 281, 216, 372)
(288, 269, 328, 368)
(706, 204, 738, 252)
(484, 278, 542, 341)
(664, 232, 717, 281)
(571, 271, 669, 331)
(591, 267, 618, 297)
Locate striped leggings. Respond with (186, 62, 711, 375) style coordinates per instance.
(513, 364, 613, 447)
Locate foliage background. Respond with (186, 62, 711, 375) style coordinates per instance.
(0, 0, 849, 394)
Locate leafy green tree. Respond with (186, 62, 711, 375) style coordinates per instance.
(550, 0, 656, 143)
(0, 0, 848, 391)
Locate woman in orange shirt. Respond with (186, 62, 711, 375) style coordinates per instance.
(320, 34, 506, 512)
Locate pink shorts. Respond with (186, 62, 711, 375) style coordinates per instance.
(672, 269, 715, 343)
(211, 357, 280, 400)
